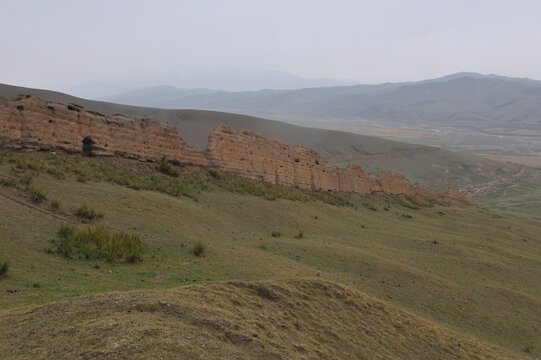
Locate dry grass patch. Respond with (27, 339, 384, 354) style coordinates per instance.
(0, 279, 527, 360)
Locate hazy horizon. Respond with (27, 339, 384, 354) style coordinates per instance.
(2, 0, 541, 93)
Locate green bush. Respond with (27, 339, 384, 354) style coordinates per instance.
(0, 261, 8, 277)
(75, 205, 103, 222)
(271, 231, 281, 238)
(27, 185, 46, 203)
(50, 224, 143, 263)
(192, 241, 206, 257)
(208, 168, 223, 180)
(156, 160, 180, 177)
(294, 230, 304, 239)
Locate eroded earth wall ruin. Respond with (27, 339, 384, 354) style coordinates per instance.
(0, 94, 465, 201)
(0, 94, 208, 166)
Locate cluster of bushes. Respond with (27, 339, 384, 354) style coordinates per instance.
(48, 224, 143, 263)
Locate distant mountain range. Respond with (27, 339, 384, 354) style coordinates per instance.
(101, 72, 541, 127)
(66, 70, 360, 99)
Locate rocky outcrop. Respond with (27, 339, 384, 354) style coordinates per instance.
(207, 124, 466, 201)
(0, 95, 207, 166)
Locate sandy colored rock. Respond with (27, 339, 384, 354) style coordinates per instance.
(0, 95, 207, 166)
(207, 124, 467, 201)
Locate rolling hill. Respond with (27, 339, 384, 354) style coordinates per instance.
(0, 151, 539, 358)
(100, 73, 541, 128)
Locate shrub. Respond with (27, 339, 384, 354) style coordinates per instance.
(271, 231, 281, 238)
(0, 261, 8, 276)
(75, 205, 103, 222)
(156, 160, 179, 177)
(0, 176, 16, 187)
(395, 196, 420, 210)
(294, 230, 304, 239)
(51, 200, 60, 210)
(28, 185, 46, 203)
(50, 224, 143, 263)
(208, 168, 223, 180)
(20, 173, 33, 186)
(192, 241, 206, 257)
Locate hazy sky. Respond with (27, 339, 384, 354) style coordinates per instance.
(1, 0, 541, 91)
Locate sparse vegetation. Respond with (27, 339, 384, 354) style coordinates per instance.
(395, 196, 420, 210)
(51, 200, 60, 210)
(75, 205, 103, 222)
(0, 152, 355, 206)
(208, 168, 223, 179)
(27, 185, 46, 203)
(135, 302, 159, 313)
(294, 230, 304, 239)
(271, 230, 281, 238)
(1, 150, 540, 357)
(20, 173, 33, 187)
(156, 160, 180, 177)
(49, 224, 143, 263)
(208, 167, 351, 206)
(0, 261, 8, 277)
(0, 175, 16, 187)
(192, 241, 206, 257)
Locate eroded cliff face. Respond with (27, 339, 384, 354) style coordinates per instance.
(0, 94, 466, 202)
(0, 95, 207, 166)
(207, 124, 466, 201)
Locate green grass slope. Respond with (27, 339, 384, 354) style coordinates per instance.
(0, 151, 540, 358)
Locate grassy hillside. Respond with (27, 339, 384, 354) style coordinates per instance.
(0, 151, 540, 358)
(0, 279, 526, 360)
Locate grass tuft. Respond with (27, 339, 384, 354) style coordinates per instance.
(0, 261, 8, 277)
(27, 185, 46, 203)
(294, 230, 304, 239)
(156, 161, 180, 177)
(75, 205, 103, 222)
(192, 241, 206, 257)
(49, 224, 143, 263)
(208, 168, 223, 180)
(271, 231, 281, 238)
